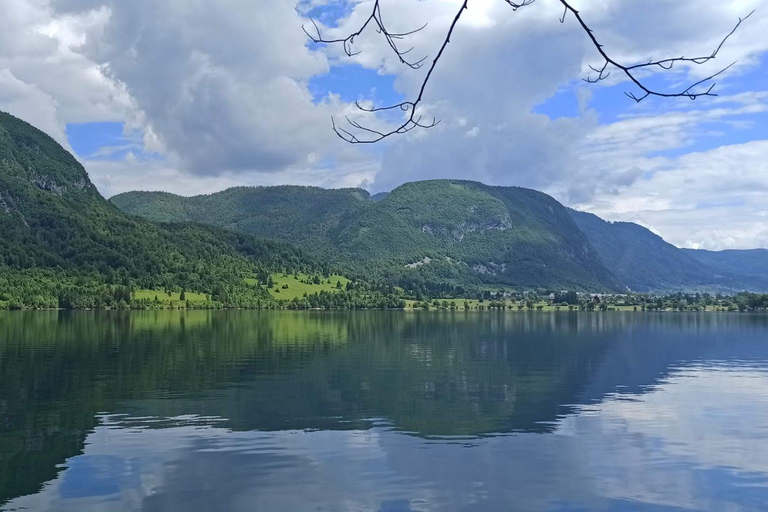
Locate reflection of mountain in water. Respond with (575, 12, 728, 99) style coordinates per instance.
(578, 313, 768, 404)
(1, 311, 767, 506)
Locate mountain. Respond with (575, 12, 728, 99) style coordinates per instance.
(114, 179, 768, 294)
(570, 210, 768, 292)
(114, 180, 621, 292)
(683, 248, 768, 284)
(569, 210, 719, 291)
(9, 107, 761, 302)
(110, 186, 370, 252)
(334, 181, 621, 291)
(0, 110, 310, 309)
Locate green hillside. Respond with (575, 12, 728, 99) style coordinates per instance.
(570, 210, 768, 292)
(114, 180, 622, 292)
(569, 210, 716, 291)
(0, 111, 312, 309)
(333, 181, 621, 291)
(683, 248, 768, 285)
(112, 185, 370, 251)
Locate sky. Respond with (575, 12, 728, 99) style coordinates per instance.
(1, 0, 767, 250)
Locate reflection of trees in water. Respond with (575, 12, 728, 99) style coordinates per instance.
(1, 311, 766, 506)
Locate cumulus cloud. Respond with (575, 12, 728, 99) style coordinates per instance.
(583, 138, 768, 250)
(0, 0, 131, 146)
(59, 0, 363, 176)
(344, 1, 766, 187)
(0, 0, 373, 185)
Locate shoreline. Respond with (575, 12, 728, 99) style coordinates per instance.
(0, 307, 762, 313)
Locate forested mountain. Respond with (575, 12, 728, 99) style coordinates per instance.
(569, 210, 768, 292)
(115, 180, 768, 294)
(114, 180, 622, 292)
(0, 111, 312, 309)
(683, 248, 768, 284)
(111, 186, 370, 252)
(4, 108, 762, 301)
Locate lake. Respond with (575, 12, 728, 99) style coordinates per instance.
(1, 311, 768, 511)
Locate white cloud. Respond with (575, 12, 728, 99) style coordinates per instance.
(566, 91, 768, 249)
(0, 0, 133, 137)
(586, 139, 768, 250)
(0, 0, 375, 188)
(66, 0, 366, 176)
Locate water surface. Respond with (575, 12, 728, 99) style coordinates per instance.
(1, 311, 768, 511)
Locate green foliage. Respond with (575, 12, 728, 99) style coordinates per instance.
(266, 273, 350, 300)
(683, 248, 768, 287)
(285, 289, 406, 310)
(114, 179, 622, 292)
(111, 185, 370, 252)
(0, 110, 322, 310)
(570, 209, 768, 293)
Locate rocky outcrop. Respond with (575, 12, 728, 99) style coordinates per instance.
(31, 175, 67, 195)
(405, 257, 432, 269)
(473, 262, 507, 276)
(422, 217, 513, 242)
(0, 190, 10, 214)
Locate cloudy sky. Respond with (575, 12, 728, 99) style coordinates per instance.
(2, 0, 767, 249)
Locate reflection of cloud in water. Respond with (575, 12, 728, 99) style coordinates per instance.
(6, 364, 768, 512)
(563, 366, 768, 511)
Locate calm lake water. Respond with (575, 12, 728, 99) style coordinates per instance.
(1, 311, 768, 512)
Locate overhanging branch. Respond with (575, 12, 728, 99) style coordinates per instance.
(304, 0, 754, 143)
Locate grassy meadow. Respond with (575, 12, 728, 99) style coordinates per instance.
(263, 273, 351, 300)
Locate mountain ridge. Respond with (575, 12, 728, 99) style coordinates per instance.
(113, 182, 768, 293)
(3, 108, 763, 299)
(114, 179, 624, 292)
(567, 209, 768, 292)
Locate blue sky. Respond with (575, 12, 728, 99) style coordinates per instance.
(66, 122, 136, 160)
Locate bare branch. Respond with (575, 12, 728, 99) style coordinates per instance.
(559, 1, 755, 101)
(304, 0, 754, 143)
(502, 0, 537, 10)
(326, 0, 469, 144)
(302, 0, 428, 69)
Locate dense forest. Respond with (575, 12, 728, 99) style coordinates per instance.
(114, 181, 768, 295)
(0, 110, 386, 310)
(570, 210, 768, 292)
(114, 180, 623, 292)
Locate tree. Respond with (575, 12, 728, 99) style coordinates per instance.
(304, 1, 753, 143)
(180, 288, 186, 301)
